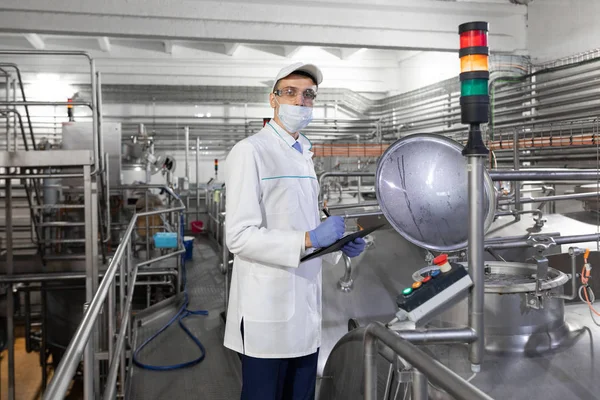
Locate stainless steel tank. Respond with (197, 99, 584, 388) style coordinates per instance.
(428, 261, 571, 354)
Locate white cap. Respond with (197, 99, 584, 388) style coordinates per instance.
(272, 62, 323, 91)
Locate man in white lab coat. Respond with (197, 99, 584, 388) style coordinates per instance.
(223, 62, 366, 400)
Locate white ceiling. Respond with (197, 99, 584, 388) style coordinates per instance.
(0, 0, 528, 95)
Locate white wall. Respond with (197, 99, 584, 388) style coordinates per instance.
(528, 0, 600, 63)
(390, 52, 460, 95)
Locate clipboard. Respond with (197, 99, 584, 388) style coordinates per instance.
(301, 224, 384, 262)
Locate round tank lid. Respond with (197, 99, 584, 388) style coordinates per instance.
(375, 134, 496, 252)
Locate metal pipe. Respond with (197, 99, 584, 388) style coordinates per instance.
(392, 328, 477, 344)
(467, 155, 486, 370)
(103, 263, 139, 400)
(490, 169, 600, 181)
(0, 269, 177, 283)
(411, 369, 428, 400)
(486, 233, 600, 250)
(500, 191, 600, 205)
(338, 254, 353, 292)
(513, 131, 521, 220)
(107, 279, 115, 367)
(363, 322, 493, 400)
(0, 173, 84, 179)
(326, 201, 379, 210)
(44, 201, 184, 399)
(196, 137, 201, 223)
(5, 178, 15, 400)
(341, 210, 383, 219)
(104, 152, 110, 243)
(553, 247, 581, 300)
(137, 248, 185, 267)
(318, 171, 374, 185)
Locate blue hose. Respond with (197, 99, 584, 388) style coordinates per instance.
(133, 211, 209, 371)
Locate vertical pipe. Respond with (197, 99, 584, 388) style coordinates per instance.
(105, 152, 110, 245)
(90, 174, 100, 398)
(145, 191, 150, 261)
(176, 212, 181, 294)
(119, 257, 126, 395)
(411, 369, 429, 400)
(11, 79, 16, 151)
(82, 165, 94, 400)
(185, 126, 190, 179)
(513, 130, 521, 220)
(357, 176, 362, 204)
(6, 178, 15, 400)
(108, 279, 115, 367)
(185, 126, 190, 230)
(91, 60, 100, 172)
(467, 156, 485, 371)
(127, 241, 133, 346)
(41, 284, 48, 392)
(5, 73, 10, 151)
(123, 240, 135, 351)
(196, 137, 200, 223)
(363, 333, 377, 400)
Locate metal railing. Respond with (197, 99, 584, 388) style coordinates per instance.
(363, 322, 492, 400)
(43, 186, 185, 400)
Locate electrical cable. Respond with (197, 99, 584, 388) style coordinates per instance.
(133, 212, 209, 371)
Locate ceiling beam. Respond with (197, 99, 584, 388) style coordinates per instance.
(283, 45, 302, 58)
(224, 43, 241, 56)
(98, 36, 111, 52)
(24, 33, 44, 50)
(340, 48, 366, 60)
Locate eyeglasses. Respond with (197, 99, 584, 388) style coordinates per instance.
(273, 86, 318, 103)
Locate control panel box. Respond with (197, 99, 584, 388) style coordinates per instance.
(396, 263, 472, 323)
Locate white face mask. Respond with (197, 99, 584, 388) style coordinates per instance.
(276, 102, 313, 133)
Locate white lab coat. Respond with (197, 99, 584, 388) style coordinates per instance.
(224, 121, 335, 359)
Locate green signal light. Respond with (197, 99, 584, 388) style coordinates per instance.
(461, 79, 488, 96)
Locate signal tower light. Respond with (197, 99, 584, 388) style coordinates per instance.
(459, 21, 489, 125)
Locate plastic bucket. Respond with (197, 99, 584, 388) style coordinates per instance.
(183, 236, 194, 260)
(191, 220, 204, 233)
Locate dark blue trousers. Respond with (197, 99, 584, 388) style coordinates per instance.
(240, 350, 319, 400)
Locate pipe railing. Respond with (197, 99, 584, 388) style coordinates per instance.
(43, 187, 185, 400)
(363, 322, 492, 400)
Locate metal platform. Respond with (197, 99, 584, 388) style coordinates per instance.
(128, 238, 242, 400)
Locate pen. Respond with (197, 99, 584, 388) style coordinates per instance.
(322, 208, 331, 217)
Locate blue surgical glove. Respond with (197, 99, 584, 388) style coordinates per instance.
(342, 237, 366, 258)
(309, 216, 345, 248)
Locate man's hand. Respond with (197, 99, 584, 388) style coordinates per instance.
(342, 237, 366, 258)
(306, 216, 345, 248)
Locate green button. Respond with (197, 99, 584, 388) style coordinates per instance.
(402, 287, 413, 296)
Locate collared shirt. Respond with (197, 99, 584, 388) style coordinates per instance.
(266, 121, 312, 157)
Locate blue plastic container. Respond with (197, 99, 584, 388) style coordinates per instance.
(154, 232, 178, 249)
(183, 236, 194, 260)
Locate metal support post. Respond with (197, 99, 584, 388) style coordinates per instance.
(467, 154, 486, 371)
(82, 166, 93, 400)
(6, 178, 15, 400)
(196, 137, 201, 222)
(119, 253, 126, 396)
(513, 130, 521, 220)
(411, 369, 428, 400)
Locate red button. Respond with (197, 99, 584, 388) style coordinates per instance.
(422, 276, 432, 284)
(433, 254, 448, 266)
